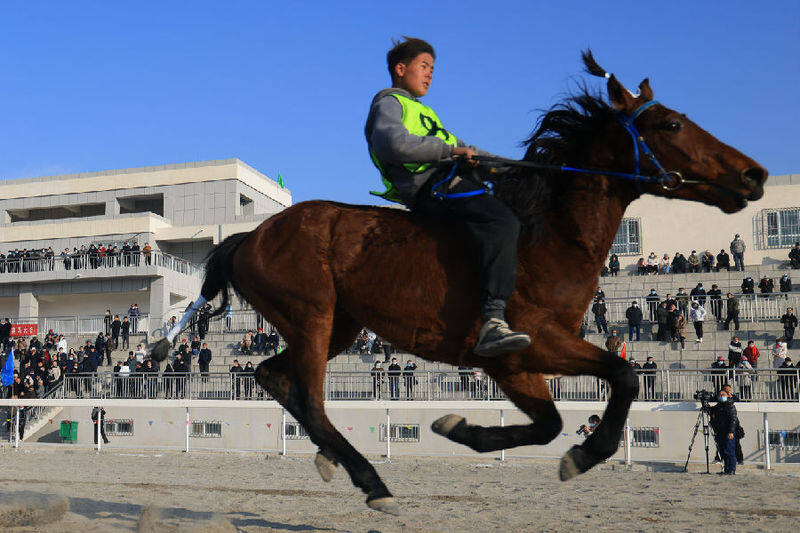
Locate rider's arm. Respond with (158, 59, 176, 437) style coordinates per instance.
(369, 95, 455, 165)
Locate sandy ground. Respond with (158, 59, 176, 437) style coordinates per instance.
(0, 447, 798, 532)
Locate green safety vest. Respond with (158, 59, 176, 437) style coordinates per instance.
(370, 93, 459, 203)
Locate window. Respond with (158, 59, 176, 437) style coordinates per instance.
(118, 194, 164, 217)
(764, 209, 800, 248)
(285, 422, 309, 439)
(610, 218, 641, 255)
(761, 429, 800, 448)
(191, 420, 222, 438)
(379, 424, 420, 442)
(8, 203, 105, 223)
(240, 194, 254, 216)
(620, 427, 660, 447)
(104, 419, 134, 436)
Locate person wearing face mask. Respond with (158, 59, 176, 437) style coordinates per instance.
(689, 300, 707, 343)
(710, 389, 739, 475)
(576, 414, 601, 437)
(605, 328, 622, 356)
(625, 301, 642, 342)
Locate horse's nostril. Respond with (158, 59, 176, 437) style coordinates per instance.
(741, 166, 767, 186)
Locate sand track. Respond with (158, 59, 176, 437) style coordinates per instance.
(0, 448, 797, 532)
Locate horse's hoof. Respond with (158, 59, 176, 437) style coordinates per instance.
(366, 496, 400, 516)
(559, 445, 590, 481)
(431, 414, 465, 437)
(149, 338, 171, 362)
(314, 451, 337, 483)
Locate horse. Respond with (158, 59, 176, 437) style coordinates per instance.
(149, 51, 767, 515)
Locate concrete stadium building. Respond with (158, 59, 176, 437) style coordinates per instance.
(0, 158, 291, 329)
(612, 173, 800, 270)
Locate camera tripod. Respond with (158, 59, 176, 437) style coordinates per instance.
(683, 404, 712, 473)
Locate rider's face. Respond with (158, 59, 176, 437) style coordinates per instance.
(394, 53, 434, 97)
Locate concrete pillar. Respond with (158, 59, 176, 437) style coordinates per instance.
(149, 277, 168, 335)
(106, 199, 120, 216)
(18, 291, 39, 321)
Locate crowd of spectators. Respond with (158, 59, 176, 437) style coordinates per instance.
(0, 241, 153, 273)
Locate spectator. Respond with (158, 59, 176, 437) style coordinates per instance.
(387, 357, 401, 399)
(710, 388, 739, 475)
(737, 357, 754, 400)
(104, 309, 112, 336)
(0, 318, 11, 350)
(708, 284, 723, 322)
(710, 356, 729, 395)
(635, 257, 647, 275)
(778, 357, 797, 399)
(224, 304, 233, 331)
(120, 317, 130, 350)
(663, 293, 677, 309)
(689, 301, 707, 343)
(790, 242, 800, 269)
(676, 288, 689, 319)
(772, 340, 787, 369)
(660, 254, 671, 274)
(172, 354, 190, 397)
(655, 301, 670, 342)
(605, 329, 622, 356)
(253, 328, 267, 355)
(716, 249, 731, 271)
(129, 304, 140, 333)
(198, 343, 212, 377)
(645, 289, 659, 322)
(642, 356, 657, 400)
(190, 335, 201, 358)
(780, 307, 798, 349)
(741, 276, 754, 295)
(724, 293, 740, 331)
(608, 254, 620, 277)
(671, 305, 686, 349)
(111, 315, 121, 350)
(690, 283, 706, 306)
(594, 287, 605, 301)
(645, 252, 658, 274)
(758, 275, 774, 295)
(687, 250, 701, 273)
(266, 329, 280, 357)
(672, 253, 689, 274)
(134, 344, 147, 364)
(730, 234, 746, 271)
(243, 361, 255, 398)
(728, 336, 743, 367)
(91, 406, 111, 444)
(743, 340, 760, 369)
(143, 242, 152, 265)
(625, 301, 642, 342)
(402, 359, 417, 399)
(239, 332, 253, 355)
(628, 357, 641, 370)
(701, 250, 715, 273)
(780, 273, 792, 294)
(370, 361, 384, 399)
(591, 299, 608, 335)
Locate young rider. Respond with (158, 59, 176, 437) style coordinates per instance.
(365, 37, 530, 357)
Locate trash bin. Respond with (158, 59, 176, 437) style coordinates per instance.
(60, 420, 78, 443)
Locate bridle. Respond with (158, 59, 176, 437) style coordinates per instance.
(433, 99, 703, 200)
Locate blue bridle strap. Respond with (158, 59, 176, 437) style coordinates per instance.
(431, 161, 491, 200)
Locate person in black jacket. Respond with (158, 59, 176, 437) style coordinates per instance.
(741, 276, 754, 295)
(197, 343, 212, 377)
(716, 249, 731, 272)
(642, 356, 658, 400)
(402, 359, 417, 399)
(387, 357, 402, 399)
(91, 406, 110, 444)
(690, 283, 707, 306)
(758, 276, 774, 295)
(591, 299, 608, 334)
(789, 242, 800, 269)
(779, 273, 792, 294)
(710, 389, 739, 474)
(780, 308, 798, 349)
(708, 284, 723, 322)
(625, 301, 643, 342)
(0, 318, 11, 351)
(645, 289, 659, 323)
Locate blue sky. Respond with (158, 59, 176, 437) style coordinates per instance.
(1, 1, 798, 204)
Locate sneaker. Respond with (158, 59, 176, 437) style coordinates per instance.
(474, 318, 531, 357)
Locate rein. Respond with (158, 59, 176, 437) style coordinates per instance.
(474, 100, 697, 192)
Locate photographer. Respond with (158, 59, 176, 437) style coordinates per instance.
(710, 389, 739, 475)
(576, 415, 601, 438)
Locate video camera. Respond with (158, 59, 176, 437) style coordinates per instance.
(693, 389, 714, 412)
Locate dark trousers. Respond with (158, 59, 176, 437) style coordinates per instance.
(413, 177, 520, 314)
(694, 321, 703, 339)
(784, 327, 795, 349)
(724, 312, 740, 330)
(717, 436, 736, 474)
(733, 253, 744, 271)
(594, 316, 608, 334)
(628, 324, 640, 341)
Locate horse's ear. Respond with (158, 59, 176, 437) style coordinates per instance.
(607, 74, 637, 112)
(638, 78, 653, 101)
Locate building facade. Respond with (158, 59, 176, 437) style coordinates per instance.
(0, 159, 291, 331)
(610, 173, 800, 270)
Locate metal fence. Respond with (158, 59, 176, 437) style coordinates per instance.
(53, 369, 800, 403)
(33, 314, 151, 337)
(585, 293, 800, 326)
(0, 250, 199, 277)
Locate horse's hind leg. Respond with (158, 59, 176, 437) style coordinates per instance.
(432, 371, 562, 452)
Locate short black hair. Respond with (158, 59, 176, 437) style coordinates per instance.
(387, 37, 435, 79)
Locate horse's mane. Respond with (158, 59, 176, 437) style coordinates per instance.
(492, 87, 615, 227)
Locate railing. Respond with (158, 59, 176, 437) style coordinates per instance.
(585, 293, 800, 326)
(0, 251, 199, 278)
(23, 380, 63, 429)
(56, 369, 800, 403)
(34, 314, 150, 337)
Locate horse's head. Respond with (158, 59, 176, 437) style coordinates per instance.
(585, 52, 767, 213)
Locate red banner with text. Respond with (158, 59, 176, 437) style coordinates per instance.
(11, 324, 38, 337)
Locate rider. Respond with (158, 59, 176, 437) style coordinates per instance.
(364, 37, 530, 358)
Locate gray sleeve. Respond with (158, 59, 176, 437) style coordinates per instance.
(369, 96, 454, 165)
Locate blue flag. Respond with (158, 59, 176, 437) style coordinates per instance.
(1, 346, 14, 387)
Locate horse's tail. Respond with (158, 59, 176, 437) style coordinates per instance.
(200, 232, 250, 319)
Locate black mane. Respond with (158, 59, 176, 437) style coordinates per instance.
(492, 87, 615, 226)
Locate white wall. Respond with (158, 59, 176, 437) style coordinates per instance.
(37, 292, 150, 317)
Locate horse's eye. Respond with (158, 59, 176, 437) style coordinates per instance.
(665, 121, 683, 132)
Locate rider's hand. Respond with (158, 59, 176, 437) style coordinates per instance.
(728, 433, 734, 439)
(452, 146, 478, 167)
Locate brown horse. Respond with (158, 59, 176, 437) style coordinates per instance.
(150, 52, 766, 514)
